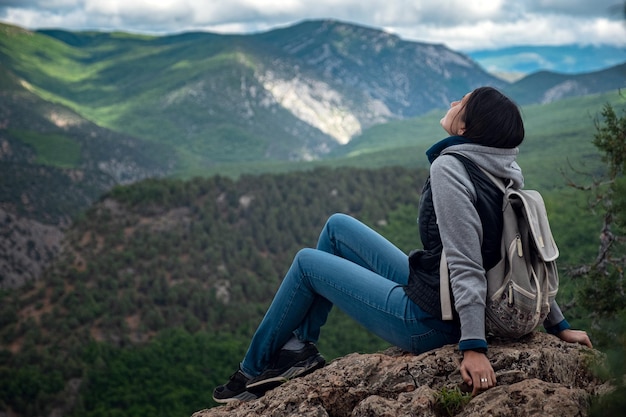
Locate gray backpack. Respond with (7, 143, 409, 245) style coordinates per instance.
(440, 163, 560, 339)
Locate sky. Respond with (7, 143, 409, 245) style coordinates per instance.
(0, 0, 624, 52)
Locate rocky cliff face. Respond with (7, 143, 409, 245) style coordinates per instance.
(253, 20, 503, 148)
(193, 332, 606, 417)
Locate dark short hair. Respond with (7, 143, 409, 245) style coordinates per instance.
(462, 87, 524, 148)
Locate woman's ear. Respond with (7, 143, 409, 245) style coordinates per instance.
(456, 117, 466, 136)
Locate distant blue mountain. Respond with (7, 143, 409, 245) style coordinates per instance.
(467, 45, 626, 75)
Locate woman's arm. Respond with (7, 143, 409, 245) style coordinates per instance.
(431, 155, 497, 394)
(430, 155, 488, 348)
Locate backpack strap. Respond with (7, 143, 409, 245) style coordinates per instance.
(440, 251, 453, 320)
(439, 153, 510, 321)
(474, 165, 508, 193)
(471, 162, 558, 261)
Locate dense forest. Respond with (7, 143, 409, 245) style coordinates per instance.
(1, 104, 625, 416)
(0, 166, 431, 416)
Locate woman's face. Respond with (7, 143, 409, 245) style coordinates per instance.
(440, 93, 471, 136)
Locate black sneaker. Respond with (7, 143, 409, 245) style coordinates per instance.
(246, 343, 326, 390)
(212, 369, 258, 404)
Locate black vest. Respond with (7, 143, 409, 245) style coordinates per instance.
(404, 154, 504, 319)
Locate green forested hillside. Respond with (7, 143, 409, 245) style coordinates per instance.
(0, 166, 428, 416)
(326, 90, 626, 189)
(0, 62, 175, 225)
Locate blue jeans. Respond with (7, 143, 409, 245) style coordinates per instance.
(240, 213, 460, 377)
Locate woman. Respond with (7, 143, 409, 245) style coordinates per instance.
(212, 86, 592, 403)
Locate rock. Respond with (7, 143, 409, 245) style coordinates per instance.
(192, 332, 605, 417)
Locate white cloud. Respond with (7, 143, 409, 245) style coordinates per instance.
(524, 0, 623, 17)
(393, 14, 626, 51)
(0, 0, 624, 50)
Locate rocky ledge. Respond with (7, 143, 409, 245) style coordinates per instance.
(193, 332, 607, 417)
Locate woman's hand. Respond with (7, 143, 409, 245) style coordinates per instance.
(460, 350, 497, 396)
(557, 329, 593, 348)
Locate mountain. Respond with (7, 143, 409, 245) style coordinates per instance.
(468, 44, 626, 76)
(0, 19, 504, 172)
(0, 64, 175, 222)
(0, 50, 176, 287)
(2, 20, 624, 176)
(505, 63, 626, 105)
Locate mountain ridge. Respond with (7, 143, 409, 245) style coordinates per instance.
(2, 21, 502, 166)
(506, 62, 626, 105)
(1, 19, 624, 172)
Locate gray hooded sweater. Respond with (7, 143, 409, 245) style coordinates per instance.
(429, 143, 566, 349)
